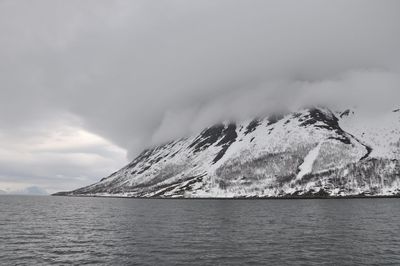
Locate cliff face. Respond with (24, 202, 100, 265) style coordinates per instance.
(55, 107, 400, 198)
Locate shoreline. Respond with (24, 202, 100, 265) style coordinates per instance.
(51, 194, 400, 200)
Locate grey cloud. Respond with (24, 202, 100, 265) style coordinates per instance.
(0, 117, 126, 192)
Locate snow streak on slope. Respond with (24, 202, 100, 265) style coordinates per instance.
(55, 107, 400, 198)
(296, 143, 322, 181)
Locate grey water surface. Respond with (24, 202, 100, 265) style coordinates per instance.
(1, 195, 399, 265)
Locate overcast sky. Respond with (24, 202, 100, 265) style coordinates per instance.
(0, 0, 399, 194)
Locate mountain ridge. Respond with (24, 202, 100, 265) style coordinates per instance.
(54, 106, 400, 198)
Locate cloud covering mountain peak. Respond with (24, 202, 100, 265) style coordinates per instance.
(1, 0, 399, 191)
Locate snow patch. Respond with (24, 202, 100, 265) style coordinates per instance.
(296, 143, 322, 181)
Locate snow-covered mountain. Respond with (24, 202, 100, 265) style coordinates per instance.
(55, 107, 400, 198)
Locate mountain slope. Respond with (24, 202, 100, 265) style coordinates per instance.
(55, 107, 400, 198)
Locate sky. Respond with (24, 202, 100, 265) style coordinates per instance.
(0, 0, 399, 194)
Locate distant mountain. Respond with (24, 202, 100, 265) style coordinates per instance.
(1, 186, 49, 196)
(19, 186, 48, 195)
(54, 107, 400, 198)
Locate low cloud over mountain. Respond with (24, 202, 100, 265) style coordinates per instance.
(1, 0, 399, 192)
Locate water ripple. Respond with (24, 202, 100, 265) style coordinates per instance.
(1, 196, 400, 265)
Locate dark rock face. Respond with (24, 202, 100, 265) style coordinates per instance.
(244, 119, 260, 135)
(301, 108, 341, 132)
(267, 113, 285, 126)
(189, 124, 225, 153)
(213, 123, 238, 164)
(188, 123, 238, 164)
(340, 109, 351, 118)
